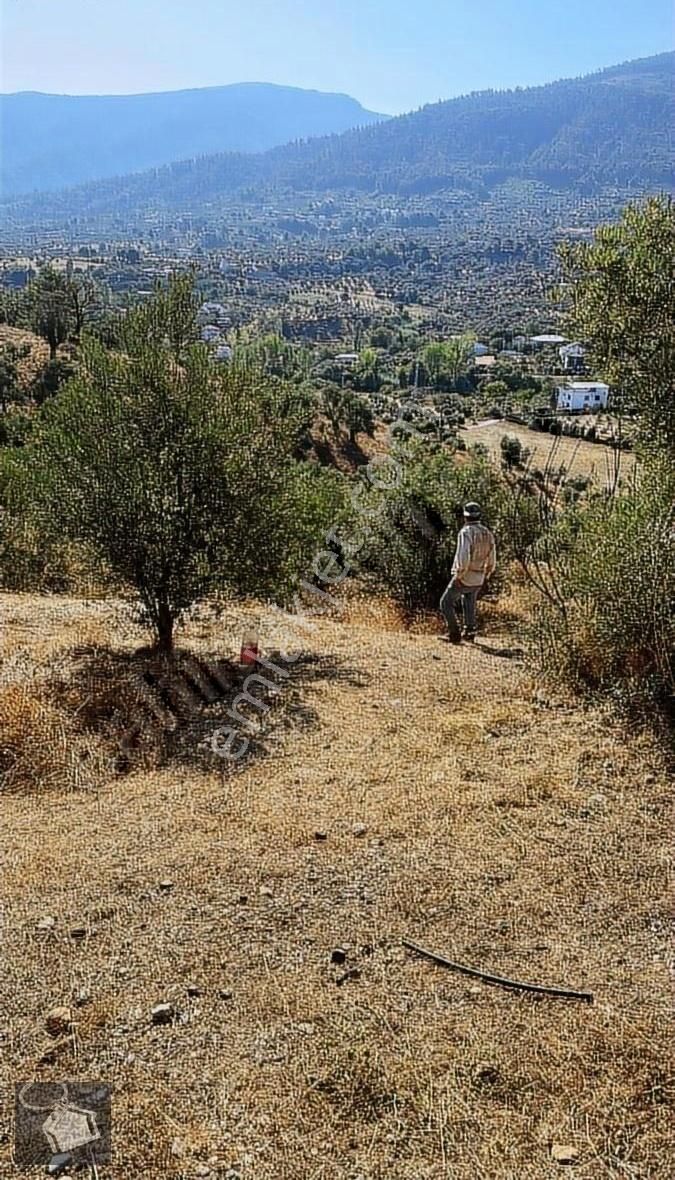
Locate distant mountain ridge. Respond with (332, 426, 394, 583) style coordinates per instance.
(0, 82, 383, 196)
(2, 53, 673, 226)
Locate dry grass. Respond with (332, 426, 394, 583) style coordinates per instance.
(0, 590, 672, 1179)
(0, 325, 49, 388)
(460, 421, 636, 486)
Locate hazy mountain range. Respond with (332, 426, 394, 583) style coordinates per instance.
(0, 82, 383, 196)
(2, 53, 672, 227)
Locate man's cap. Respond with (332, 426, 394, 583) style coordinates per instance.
(463, 502, 482, 519)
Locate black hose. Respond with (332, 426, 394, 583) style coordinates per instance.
(403, 939, 593, 1002)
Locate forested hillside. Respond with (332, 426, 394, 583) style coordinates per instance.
(4, 53, 671, 226)
(0, 82, 382, 196)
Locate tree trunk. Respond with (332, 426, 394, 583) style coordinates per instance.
(156, 601, 174, 652)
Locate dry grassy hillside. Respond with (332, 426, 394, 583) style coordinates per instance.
(0, 590, 672, 1179)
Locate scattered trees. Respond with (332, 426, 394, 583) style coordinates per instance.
(422, 335, 474, 391)
(320, 383, 375, 444)
(558, 195, 675, 454)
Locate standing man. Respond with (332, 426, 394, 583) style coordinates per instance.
(440, 502, 496, 643)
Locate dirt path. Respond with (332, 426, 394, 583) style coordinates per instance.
(0, 593, 671, 1178)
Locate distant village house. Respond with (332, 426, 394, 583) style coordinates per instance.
(559, 342, 586, 373)
(556, 380, 609, 412)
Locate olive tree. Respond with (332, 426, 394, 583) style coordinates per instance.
(27, 267, 74, 359)
(28, 278, 336, 650)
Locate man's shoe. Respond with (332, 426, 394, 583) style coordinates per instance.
(463, 630, 476, 643)
(443, 632, 462, 645)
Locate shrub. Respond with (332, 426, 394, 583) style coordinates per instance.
(500, 434, 525, 469)
(529, 460, 674, 718)
(353, 441, 540, 611)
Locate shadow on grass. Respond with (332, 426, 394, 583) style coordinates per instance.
(474, 641, 526, 660)
(44, 643, 371, 779)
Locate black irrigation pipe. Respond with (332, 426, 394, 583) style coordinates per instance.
(403, 939, 594, 1003)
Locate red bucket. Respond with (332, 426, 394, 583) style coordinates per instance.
(240, 631, 259, 666)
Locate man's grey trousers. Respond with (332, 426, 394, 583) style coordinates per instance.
(440, 579, 479, 639)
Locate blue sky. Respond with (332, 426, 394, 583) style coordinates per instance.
(1, 0, 672, 113)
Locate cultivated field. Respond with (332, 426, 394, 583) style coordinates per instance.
(0, 590, 671, 1179)
(461, 421, 637, 486)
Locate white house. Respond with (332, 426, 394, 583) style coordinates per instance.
(559, 342, 586, 373)
(201, 324, 222, 343)
(198, 301, 228, 328)
(530, 333, 567, 348)
(215, 344, 233, 363)
(335, 352, 359, 366)
(473, 342, 490, 356)
(556, 381, 609, 412)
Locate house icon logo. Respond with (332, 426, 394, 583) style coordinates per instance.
(15, 1080, 111, 1169)
(41, 1099, 101, 1154)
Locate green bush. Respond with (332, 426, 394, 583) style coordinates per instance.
(530, 460, 674, 718)
(352, 441, 540, 611)
(0, 447, 77, 591)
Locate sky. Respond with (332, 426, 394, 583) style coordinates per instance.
(1, 0, 672, 114)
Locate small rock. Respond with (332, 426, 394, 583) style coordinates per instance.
(314, 830, 328, 841)
(75, 988, 91, 1007)
(46, 1154, 74, 1176)
(551, 1143, 579, 1164)
(151, 1002, 174, 1025)
(186, 985, 202, 998)
(70, 926, 88, 940)
(580, 793, 606, 818)
(238, 894, 248, 904)
(330, 947, 347, 965)
(644, 772, 656, 785)
(195, 1166, 211, 1177)
(352, 823, 367, 837)
(159, 880, 174, 892)
(171, 1138, 185, 1157)
(45, 1006, 73, 1038)
(336, 968, 361, 986)
(219, 989, 233, 1000)
(467, 985, 483, 997)
(37, 916, 56, 932)
(259, 886, 274, 898)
